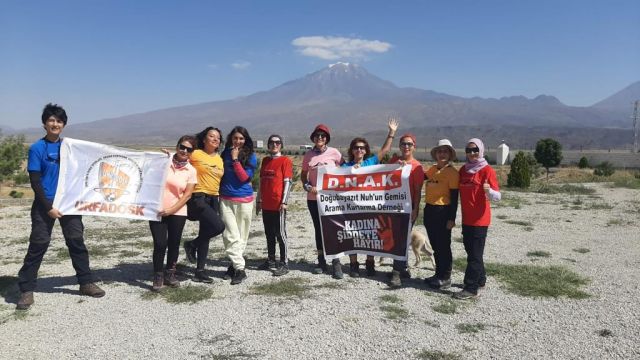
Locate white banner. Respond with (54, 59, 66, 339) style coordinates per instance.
(317, 164, 413, 260)
(53, 138, 169, 221)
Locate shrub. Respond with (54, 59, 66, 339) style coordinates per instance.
(13, 172, 29, 185)
(507, 151, 531, 188)
(578, 157, 590, 169)
(525, 152, 542, 178)
(0, 134, 27, 181)
(593, 161, 615, 177)
(9, 190, 24, 198)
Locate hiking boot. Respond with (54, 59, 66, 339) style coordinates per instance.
(331, 259, 344, 280)
(313, 262, 328, 275)
(230, 269, 247, 285)
(349, 262, 361, 278)
(164, 269, 180, 288)
(151, 272, 164, 292)
(273, 263, 289, 277)
(365, 259, 376, 276)
(258, 259, 277, 270)
(388, 270, 402, 288)
(427, 277, 451, 290)
(194, 269, 213, 283)
(79, 283, 106, 298)
(453, 289, 478, 300)
(16, 291, 34, 310)
(183, 240, 196, 264)
(223, 265, 235, 280)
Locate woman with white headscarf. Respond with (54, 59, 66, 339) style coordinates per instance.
(454, 138, 501, 300)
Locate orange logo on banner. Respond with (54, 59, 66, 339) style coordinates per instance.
(97, 162, 131, 202)
(322, 169, 402, 192)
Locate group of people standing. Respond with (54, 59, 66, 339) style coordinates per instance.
(15, 102, 499, 310)
(300, 120, 501, 300)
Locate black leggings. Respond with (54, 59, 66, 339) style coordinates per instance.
(149, 215, 187, 272)
(424, 204, 453, 280)
(462, 225, 488, 294)
(262, 209, 288, 263)
(190, 194, 225, 270)
(307, 200, 325, 264)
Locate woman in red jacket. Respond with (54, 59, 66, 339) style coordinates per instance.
(455, 138, 501, 300)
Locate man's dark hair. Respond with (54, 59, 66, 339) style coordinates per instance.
(41, 103, 68, 125)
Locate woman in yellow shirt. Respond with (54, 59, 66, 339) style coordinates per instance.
(423, 139, 459, 290)
(183, 127, 226, 283)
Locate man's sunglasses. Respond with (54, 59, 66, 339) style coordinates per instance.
(179, 144, 195, 153)
(465, 147, 480, 154)
(268, 140, 282, 146)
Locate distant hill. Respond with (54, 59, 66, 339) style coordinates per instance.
(14, 63, 638, 149)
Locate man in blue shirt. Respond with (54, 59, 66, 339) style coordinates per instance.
(16, 103, 105, 310)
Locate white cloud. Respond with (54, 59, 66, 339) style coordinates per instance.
(231, 60, 251, 70)
(292, 36, 392, 60)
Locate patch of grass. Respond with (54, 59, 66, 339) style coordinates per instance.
(454, 259, 589, 298)
(88, 243, 115, 258)
(610, 177, 640, 189)
(453, 236, 463, 243)
(456, 322, 486, 334)
(0, 310, 32, 325)
(249, 230, 265, 238)
(379, 294, 402, 304)
(535, 183, 596, 195)
(119, 250, 141, 257)
(572, 248, 590, 254)
(527, 250, 551, 258)
(248, 277, 311, 298)
(505, 220, 533, 227)
(585, 202, 613, 210)
(494, 194, 529, 209)
(141, 285, 214, 304)
(55, 247, 70, 260)
(7, 236, 29, 246)
(432, 299, 459, 315)
(561, 258, 577, 263)
(423, 319, 441, 328)
(130, 239, 154, 249)
(416, 349, 462, 360)
(598, 329, 614, 337)
(606, 219, 623, 226)
(379, 304, 408, 320)
(313, 282, 343, 290)
(496, 215, 508, 220)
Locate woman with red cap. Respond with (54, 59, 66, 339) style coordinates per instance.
(301, 124, 344, 278)
(386, 133, 424, 288)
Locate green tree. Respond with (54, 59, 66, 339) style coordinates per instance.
(578, 156, 590, 169)
(534, 138, 563, 180)
(507, 151, 531, 188)
(0, 134, 28, 181)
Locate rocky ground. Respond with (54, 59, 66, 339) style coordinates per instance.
(0, 183, 639, 359)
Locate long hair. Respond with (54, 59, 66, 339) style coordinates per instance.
(225, 126, 254, 166)
(195, 127, 223, 152)
(348, 137, 371, 163)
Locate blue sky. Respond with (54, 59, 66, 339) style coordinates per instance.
(1, 0, 639, 129)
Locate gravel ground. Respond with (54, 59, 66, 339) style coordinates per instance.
(0, 184, 639, 359)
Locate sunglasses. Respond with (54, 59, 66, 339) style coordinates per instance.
(268, 140, 282, 146)
(179, 144, 195, 153)
(465, 147, 480, 154)
(400, 142, 414, 148)
(352, 146, 366, 151)
(313, 133, 328, 139)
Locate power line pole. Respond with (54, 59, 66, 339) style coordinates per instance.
(634, 100, 639, 153)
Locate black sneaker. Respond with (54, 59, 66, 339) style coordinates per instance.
(223, 265, 235, 280)
(230, 269, 247, 285)
(258, 259, 277, 270)
(427, 277, 451, 290)
(349, 262, 361, 278)
(453, 289, 478, 300)
(183, 240, 196, 264)
(332, 259, 343, 280)
(273, 264, 289, 277)
(365, 260, 376, 277)
(193, 269, 213, 283)
(313, 262, 328, 274)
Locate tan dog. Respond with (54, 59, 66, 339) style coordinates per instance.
(378, 229, 435, 269)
